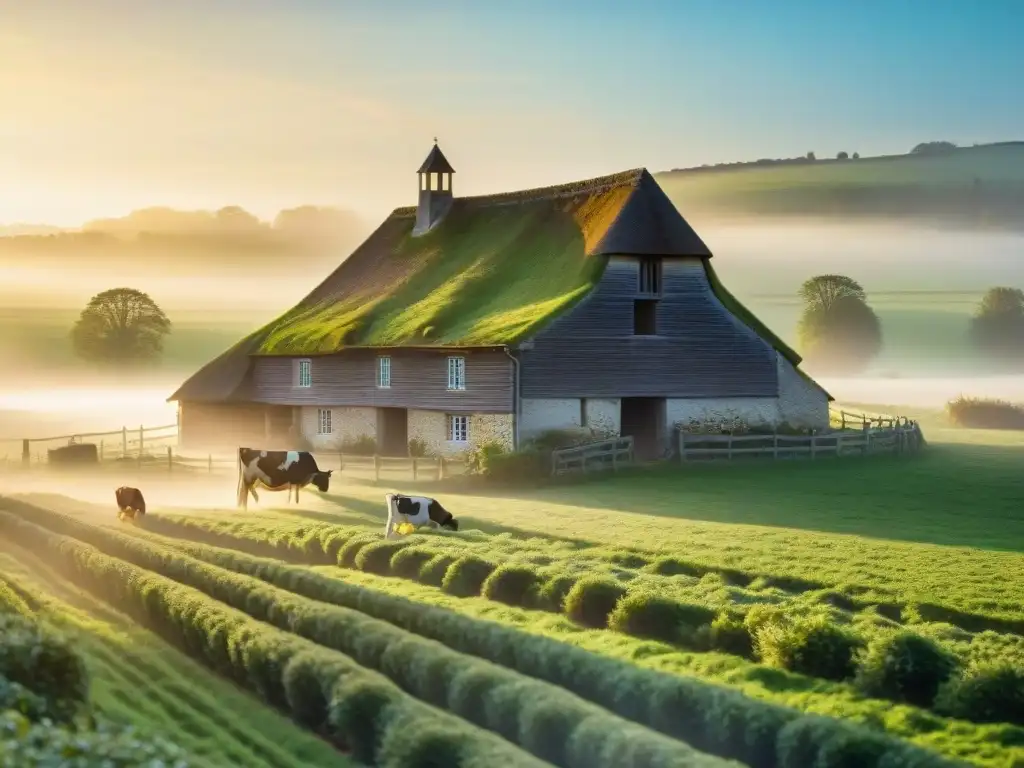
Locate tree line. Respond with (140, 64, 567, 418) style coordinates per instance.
(797, 275, 1024, 373)
(69, 281, 1024, 373)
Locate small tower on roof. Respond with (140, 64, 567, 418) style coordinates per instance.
(413, 138, 455, 236)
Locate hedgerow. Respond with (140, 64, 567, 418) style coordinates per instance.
(855, 631, 961, 708)
(0, 506, 731, 768)
(0, 513, 551, 768)
(40, 510, 970, 767)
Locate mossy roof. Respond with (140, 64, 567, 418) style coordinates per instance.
(169, 167, 818, 403)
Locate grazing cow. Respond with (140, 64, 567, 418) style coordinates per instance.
(115, 486, 146, 521)
(383, 492, 459, 538)
(237, 448, 333, 510)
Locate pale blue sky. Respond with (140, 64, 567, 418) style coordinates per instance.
(0, 0, 1020, 224)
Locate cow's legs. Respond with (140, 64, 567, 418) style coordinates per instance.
(384, 494, 396, 539)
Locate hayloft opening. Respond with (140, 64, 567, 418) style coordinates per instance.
(634, 299, 658, 335)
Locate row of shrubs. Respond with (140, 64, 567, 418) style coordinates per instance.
(0, 593, 191, 765)
(136, 512, 1024, 728)
(142, 511, 1024, 642)
(0, 511, 553, 768)
(946, 395, 1024, 430)
(110, 514, 979, 766)
(18, 505, 736, 768)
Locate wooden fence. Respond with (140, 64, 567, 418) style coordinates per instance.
(551, 436, 635, 476)
(678, 419, 925, 463)
(1, 423, 466, 482)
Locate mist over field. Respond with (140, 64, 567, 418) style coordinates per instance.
(1, 216, 1022, 446)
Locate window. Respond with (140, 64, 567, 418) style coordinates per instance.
(316, 408, 332, 435)
(297, 359, 312, 388)
(447, 414, 469, 443)
(634, 300, 658, 335)
(377, 356, 391, 388)
(447, 356, 466, 390)
(638, 257, 662, 295)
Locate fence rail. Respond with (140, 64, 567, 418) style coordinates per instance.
(678, 417, 925, 463)
(551, 436, 635, 476)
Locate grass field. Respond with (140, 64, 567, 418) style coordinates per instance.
(0, 408, 1022, 767)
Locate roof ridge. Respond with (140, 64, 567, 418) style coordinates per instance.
(390, 167, 647, 217)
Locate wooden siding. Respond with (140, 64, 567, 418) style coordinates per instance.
(519, 257, 778, 398)
(251, 349, 513, 413)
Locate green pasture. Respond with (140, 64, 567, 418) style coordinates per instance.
(0, 547, 349, 768)
(656, 143, 1024, 221)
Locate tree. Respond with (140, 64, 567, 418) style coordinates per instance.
(70, 288, 171, 364)
(969, 287, 1024, 363)
(852, 152, 860, 159)
(806, 151, 816, 161)
(836, 151, 849, 160)
(797, 275, 882, 374)
(910, 141, 957, 156)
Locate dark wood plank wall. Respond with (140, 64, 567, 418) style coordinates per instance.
(518, 257, 779, 399)
(251, 349, 513, 413)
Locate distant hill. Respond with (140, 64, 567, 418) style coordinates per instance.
(655, 142, 1024, 230)
(0, 204, 373, 271)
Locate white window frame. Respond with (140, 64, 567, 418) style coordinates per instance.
(297, 358, 312, 388)
(447, 356, 466, 391)
(316, 408, 332, 436)
(447, 414, 469, 443)
(377, 356, 391, 389)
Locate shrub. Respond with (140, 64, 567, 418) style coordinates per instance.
(934, 663, 1024, 726)
(481, 563, 541, 607)
(482, 450, 548, 484)
(945, 395, 1024, 430)
(355, 540, 411, 576)
(441, 556, 497, 598)
(709, 612, 755, 659)
(418, 554, 458, 587)
(390, 547, 436, 579)
(339, 435, 377, 456)
(0, 613, 89, 719)
(408, 438, 430, 458)
(755, 615, 862, 681)
(464, 441, 508, 475)
(536, 573, 578, 612)
(855, 630, 960, 708)
(337, 534, 378, 568)
(564, 578, 627, 629)
(607, 592, 715, 646)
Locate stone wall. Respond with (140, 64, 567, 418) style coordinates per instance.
(300, 406, 378, 450)
(520, 398, 581, 440)
(776, 353, 830, 429)
(408, 410, 514, 457)
(584, 398, 620, 437)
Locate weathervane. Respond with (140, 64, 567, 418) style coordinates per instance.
(433, 136, 438, 145)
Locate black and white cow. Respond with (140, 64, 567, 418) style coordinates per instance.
(383, 492, 459, 538)
(237, 448, 333, 510)
(115, 486, 146, 521)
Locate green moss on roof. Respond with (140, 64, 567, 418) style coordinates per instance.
(257, 185, 634, 354)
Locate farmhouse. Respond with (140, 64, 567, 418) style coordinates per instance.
(169, 142, 831, 460)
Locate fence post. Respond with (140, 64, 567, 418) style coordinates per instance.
(438, 456, 445, 481)
(862, 422, 870, 455)
(208, 455, 212, 473)
(167, 446, 173, 470)
(841, 411, 847, 430)
(373, 455, 381, 482)
(21, 439, 29, 467)
(122, 427, 128, 457)
(772, 434, 779, 460)
(139, 425, 144, 458)
(810, 433, 817, 460)
(99, 440, 104, 462)
(412, 457, 418, 481)
(678, 431, 686, 463)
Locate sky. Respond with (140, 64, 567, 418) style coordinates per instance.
(0, 0, 1022, 225)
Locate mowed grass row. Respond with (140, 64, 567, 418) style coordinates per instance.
(0, 548, 352, 768)
(136, 511, 1024, 668)
(0, 503, 737, 768)
(118, 517, 1024, 768)
(0, 512, 557, 768)
(0, 500, 972, 768)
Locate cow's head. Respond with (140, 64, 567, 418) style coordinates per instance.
(441, 515, 459, 532)
(312, 469, 333, 493)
